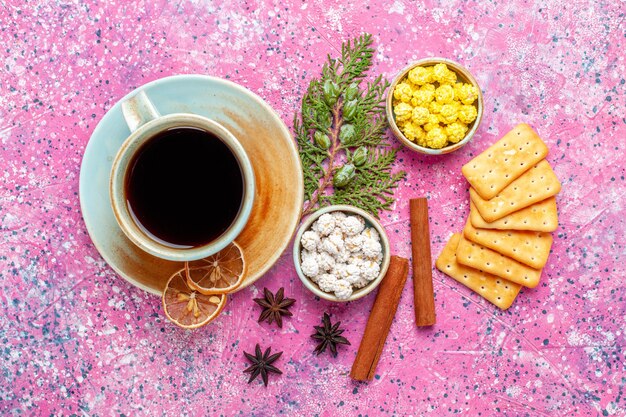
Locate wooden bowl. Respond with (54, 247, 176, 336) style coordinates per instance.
(386, 58, 484, 155)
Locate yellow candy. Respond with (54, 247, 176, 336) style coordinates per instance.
(423, 114, 441, 132)
(417, 137, 428, 147)
(446, 122, 468, 143)
(454, 83, 479, 105)
(395, 118, 409, 129)
(429, 101, 443, 114)
(410, 89, 432, 107)
(401, 122, 426, 143)
(432, 63, 457, 85)
(407, 66, 433, 85)
(458, 104, 478, 124)
(394, 102, 413, 123)
(435, 84, 455, 104)
(393, 82, 414, 103)
(425, 127, 448, 149)
(421, 83, 435, 94)
(439, 103, 459, 124)
(421, 85, 435, 102)
(411, 106, 430, 125)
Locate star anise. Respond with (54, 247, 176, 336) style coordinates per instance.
(243, 344, 283, 386)
(253, 287, 296, 328)
(311, 312, 350, 357)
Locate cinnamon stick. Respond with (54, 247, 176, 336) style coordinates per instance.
(410, 198, 436, 326)
(350, 255, 409, 381)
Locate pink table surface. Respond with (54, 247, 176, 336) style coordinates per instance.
(1, 1, 625, 416)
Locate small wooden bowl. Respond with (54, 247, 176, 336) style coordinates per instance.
(293, 205, 391, 302)
(386, 58, 484, 155)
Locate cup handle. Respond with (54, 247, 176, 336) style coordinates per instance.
(121, 90, 160, 133)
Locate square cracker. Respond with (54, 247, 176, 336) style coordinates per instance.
(470, 160, 561, 222)
(469, 198, 558, 232)
(455, 235, 542, 288)
(463, 218, 553, 269)
(462, 124, 548, 199)
(436, 233, 521, 310)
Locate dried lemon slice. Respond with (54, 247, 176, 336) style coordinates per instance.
(185, 242, 246, 294)
(162, 269, 226, 329)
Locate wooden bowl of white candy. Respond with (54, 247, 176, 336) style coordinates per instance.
(293, 205, 391, 302)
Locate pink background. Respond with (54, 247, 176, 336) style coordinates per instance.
(1, 0, 625, 416)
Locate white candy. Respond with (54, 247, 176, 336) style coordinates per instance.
(317, 251, 336, 271)
(301, 230, 320, 251)
(300, 255, 320, 278)
(343, 264, 361, 284)
(328, 231, 345, 250)
(317, 273, 338, 293)
(345, 234, 365, 252)
(336, 248, 351, 263)
(332, 211, 347, 221)
(370, 251, 383, 263)
(353, 276, 370, 289)
(334, 279, 354, 300)
(362, 238, 382, 258)
(341, 215, 365, 236)
(331, 263, 345, 278)
(315, 213, 336, 236)
(361, 260, 381, 281)
(320, 236, 341, 256)
(361, 227, 380, 242)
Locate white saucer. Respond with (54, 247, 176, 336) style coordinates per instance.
(79, 75, 303, 296)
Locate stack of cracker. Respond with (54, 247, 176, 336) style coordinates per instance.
(436, 124, 561, 310)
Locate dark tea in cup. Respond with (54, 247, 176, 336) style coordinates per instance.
(125, 126, 244, 248)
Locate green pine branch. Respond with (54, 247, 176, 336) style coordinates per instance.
(294, 33, 406, 218)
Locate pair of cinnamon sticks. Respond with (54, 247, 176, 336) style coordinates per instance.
(350, 198, 436, 381)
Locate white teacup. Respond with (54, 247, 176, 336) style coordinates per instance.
(110, 91, 255, 262)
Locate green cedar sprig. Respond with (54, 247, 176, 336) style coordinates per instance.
(294, 33, 405, 218)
